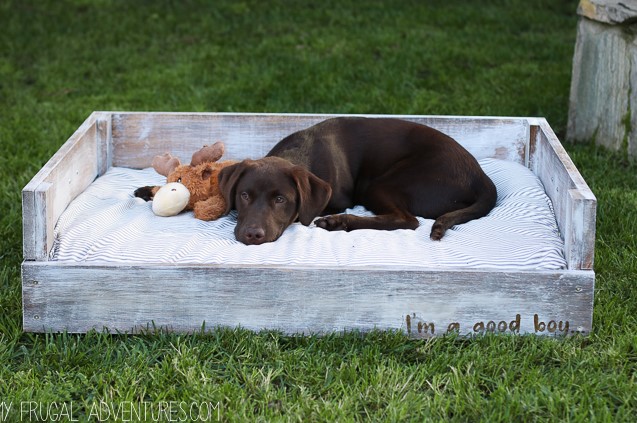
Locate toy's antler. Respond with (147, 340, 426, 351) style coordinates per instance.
(190, 142, 225, 166)
(152, 153, 181, 177)
(151, 142, 225, 176)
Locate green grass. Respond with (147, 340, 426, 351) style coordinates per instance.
(1, 0, 636, 421)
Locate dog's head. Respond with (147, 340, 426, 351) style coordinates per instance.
(218, 157, 332, 245)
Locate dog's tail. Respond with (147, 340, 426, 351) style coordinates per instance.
(430, 178, 497, 241)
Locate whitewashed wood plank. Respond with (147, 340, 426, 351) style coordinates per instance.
(566, 189, 597, 271)
(22, 262, 594, 337)
(33, 183, 51, 260)
(21, 188, 37, 260)
(529, 120, 596, 270)
(110, 113, 530, 168)
(22, 113, 100, 261)
(96, 113, 112, 176)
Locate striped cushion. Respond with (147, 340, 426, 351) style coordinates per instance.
(51, 159, 566, 270)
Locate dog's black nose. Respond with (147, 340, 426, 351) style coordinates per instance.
(243, 227, 266, 245)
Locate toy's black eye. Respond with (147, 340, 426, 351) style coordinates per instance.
(275, 195, 286, 204)
(177, 177, 182, 183)
(241, 192, 249, 201)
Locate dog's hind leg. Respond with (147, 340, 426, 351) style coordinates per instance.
(429, 194, 495, 240)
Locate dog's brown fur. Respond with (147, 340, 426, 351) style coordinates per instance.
(219, 117, 497, 245)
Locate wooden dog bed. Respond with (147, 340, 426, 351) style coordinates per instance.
(22, 112, 596, 337)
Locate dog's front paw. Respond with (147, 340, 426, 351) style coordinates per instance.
(134, 186, 155, 201)
(315, 215, 348, 231)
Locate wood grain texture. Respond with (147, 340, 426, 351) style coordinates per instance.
(529, 120, 596, 270)
(22, 262, 594, 337)
(22, 112, 100, 261)
(567, 16, 635, 151)
(632, 45, 637, 157)
(110, 112, 529, 168)
(96, 112, 112, 176)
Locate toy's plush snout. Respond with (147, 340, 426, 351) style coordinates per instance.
(151, 182, 190, 217)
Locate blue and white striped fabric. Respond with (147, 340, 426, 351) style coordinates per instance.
(51, 159, 566, 270)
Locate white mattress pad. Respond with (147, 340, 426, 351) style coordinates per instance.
(50, 159, 566, 270)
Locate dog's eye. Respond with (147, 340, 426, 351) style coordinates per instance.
(241, 192, 249, 201)
(275, 195, 286, 204)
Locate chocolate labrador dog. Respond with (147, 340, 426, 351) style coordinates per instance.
(219, 117, 496, 245)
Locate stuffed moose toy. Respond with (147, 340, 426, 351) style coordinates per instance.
(134, 142, 236, 220)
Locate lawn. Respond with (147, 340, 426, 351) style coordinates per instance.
(1, 0, 636, 421)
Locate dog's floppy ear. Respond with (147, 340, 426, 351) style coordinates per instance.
(218, 160, 250, 215)
(290, 166, 332, 226)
